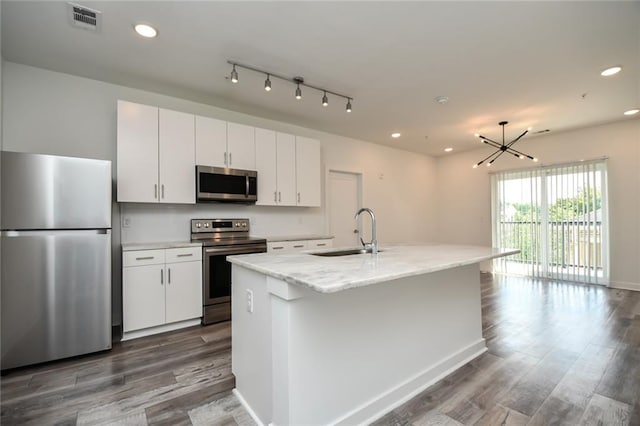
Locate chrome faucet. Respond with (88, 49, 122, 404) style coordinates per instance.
(354, 207, 378, 255)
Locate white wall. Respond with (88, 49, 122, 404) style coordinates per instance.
(2, 61, 437, 245)
(435, 119, 640, 288)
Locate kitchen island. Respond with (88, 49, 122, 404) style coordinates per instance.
(228, 244, 518, 426)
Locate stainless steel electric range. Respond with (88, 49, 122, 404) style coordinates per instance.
(191, 219, 267, 325)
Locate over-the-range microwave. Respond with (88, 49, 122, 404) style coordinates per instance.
(196, 166, 257, 203)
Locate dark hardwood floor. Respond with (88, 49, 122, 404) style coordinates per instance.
(2, 274, 639, 425)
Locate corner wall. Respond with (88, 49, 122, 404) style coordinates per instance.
(435, 119, 640, 289)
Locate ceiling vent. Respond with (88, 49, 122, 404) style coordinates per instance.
(67, 2, 102, 32)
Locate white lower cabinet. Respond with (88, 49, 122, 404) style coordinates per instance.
(123, 247, 202, 334)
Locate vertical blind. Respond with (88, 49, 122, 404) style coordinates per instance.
(491, 160, 609, 285)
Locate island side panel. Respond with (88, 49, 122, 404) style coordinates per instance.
(272, 263, 485, 426)
(231, 266, 273, 424)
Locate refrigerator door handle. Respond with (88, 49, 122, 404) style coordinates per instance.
(1, 229, 111, 237)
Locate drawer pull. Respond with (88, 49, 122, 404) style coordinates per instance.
(317, 243, 327, 247)
(136, 256, 154, 261)
(293, 245, 304, 248)
(177, 253, 193, 257)
(272, 246, 284, 250)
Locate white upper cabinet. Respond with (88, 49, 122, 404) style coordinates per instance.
(159, 109, 195, 204)
(254, 129, 320, 207)
(227, 122, 256, 170)
(196, 119, 256, 170)
(195, 116, 227, 168)
(255, 128, 278, 206)
(277, 133, 297, 206)
(117, 100, 159, 203)
(295, 136, 321, 207)
(117, 100, 195, 204)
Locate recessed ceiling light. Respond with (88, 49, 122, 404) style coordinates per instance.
(391, 132, 401, 138)
(134, 23, 157, 38)
(444, 147, 453, 152)
(600, 66, 622, 77)
(623, 108, 639, 116)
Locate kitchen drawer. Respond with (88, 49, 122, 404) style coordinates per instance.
(123, 249, 165, 267)
(268, 241, 301, 252)
(306, 239, 333, 249)
(165, 246, 202, 263)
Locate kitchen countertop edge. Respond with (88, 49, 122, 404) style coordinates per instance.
(228, 244, 519, 294)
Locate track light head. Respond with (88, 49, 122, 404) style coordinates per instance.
(230, 65, 238, 83)
(322, 92, 328, 107)
(295, 84, 302, 99)
(346, 99, 352, 113)
(264, 74, 271, 91)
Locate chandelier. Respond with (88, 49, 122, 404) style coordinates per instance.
(473, 121, 538, 168)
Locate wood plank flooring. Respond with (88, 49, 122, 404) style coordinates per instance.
(2, 274, 639, 425)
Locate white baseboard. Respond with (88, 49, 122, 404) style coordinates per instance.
(334, 339, 488, 426)
(121, 318, 201, 341)
(608, 280, 640, 292)
(233, 388, 266, 426)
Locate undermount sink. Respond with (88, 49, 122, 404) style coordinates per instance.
(311, 248, 383, 257)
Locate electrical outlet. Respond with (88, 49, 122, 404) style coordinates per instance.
(122, 216, 131, 228)
(246, 289, 254, 313)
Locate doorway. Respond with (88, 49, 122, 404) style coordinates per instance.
(327, 170, 362, 247)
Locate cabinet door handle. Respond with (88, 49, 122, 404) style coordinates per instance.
(272, 246, 284, 250)
(229, 152, 232, 165)
(293, 244, 304, 248)
(154, 184, 158, 199)
(168, 268, 171, 284)
(224, 152, 227, 166)
(297, 192, 301, 203)
(136, 256, 154, 261)
(317, 243, 327, 247)
(160, 269, 163, 285)
(278, 192, 281, 202)
(274, 191, 277, 202)
(177, 253, 193, 258)
(161, 184, 165, 199)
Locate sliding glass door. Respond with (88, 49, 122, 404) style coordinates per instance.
(492, 160, 609, 284)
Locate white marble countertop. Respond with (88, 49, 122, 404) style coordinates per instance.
(259, 235, 334, 242)
(228, 243, 519, 293)
(122, 241, 202, 251)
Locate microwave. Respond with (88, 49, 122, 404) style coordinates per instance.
(196, 166, 257, 203)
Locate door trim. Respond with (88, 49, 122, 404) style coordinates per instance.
(325, 168, 363, 244)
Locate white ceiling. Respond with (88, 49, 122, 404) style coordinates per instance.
(2, 1, 639, 157)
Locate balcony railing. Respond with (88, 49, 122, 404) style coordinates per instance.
(498, 220, 602, 272)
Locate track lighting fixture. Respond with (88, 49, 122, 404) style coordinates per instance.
(227, 61, 353, 112)
(473, 121, 538, 169)
(230, 65, 238, 83)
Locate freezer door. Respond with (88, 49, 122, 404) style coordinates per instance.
(1, 230, 112, 370)
(1, 151, 112, 230)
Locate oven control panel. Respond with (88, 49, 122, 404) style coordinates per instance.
(191, 218, 250, 233)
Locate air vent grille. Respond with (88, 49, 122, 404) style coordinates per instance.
(67, 2, 102, 31)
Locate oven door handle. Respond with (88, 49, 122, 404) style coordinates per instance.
(204, 245, 267, 255)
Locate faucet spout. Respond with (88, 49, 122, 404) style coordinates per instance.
(354, 207, 378, 255)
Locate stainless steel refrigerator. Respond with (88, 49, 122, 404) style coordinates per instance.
(1, 151, 112, 370)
